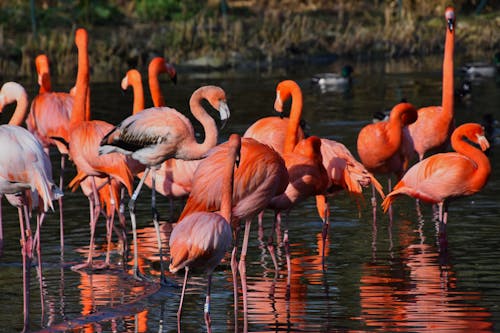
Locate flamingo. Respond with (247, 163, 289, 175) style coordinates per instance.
(381, 123, 491, 225)
(245, 80, 380, 262)
(0, 123, 62, 332)
(57, 28, 134, 271)
(356, 102, 418, 212)
(407, 7, 456, 161)
(177, 136, 288, 329)
(123, 59, 199, 217)
(99, 85, 230, 281)
(26, 54, 75, 254)
(169, 133, 240, 333)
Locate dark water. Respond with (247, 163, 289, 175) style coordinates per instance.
(1, 56, 499, 332)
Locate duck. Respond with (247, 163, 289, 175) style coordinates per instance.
(311, 65, 353, 91)
(459, 52, 500, 79)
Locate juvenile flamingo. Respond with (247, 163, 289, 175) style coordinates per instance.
(356, 102, 418, 212)
(26, 54, 75, 253)
(382, 123, 491, 224)
(0, 123, 62, 332)
(408, 7, 456, 161)
(169, 133, 241, 333)
(60, 28, 134, 271)
(99, 85, 230, 281)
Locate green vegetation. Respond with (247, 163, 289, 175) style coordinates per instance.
(0, 1, 498, 81)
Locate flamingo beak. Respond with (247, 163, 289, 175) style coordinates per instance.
(274, 91, 284, 118)
(218, 100, 230, 129)
(171, 73, 178, 85)
(447, 18, 454, 32)
(120, 75, 129, 91)
(477, 134, 490, 151)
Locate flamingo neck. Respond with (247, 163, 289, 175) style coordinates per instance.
(129, 70, 145, 114)
(452, 136, 491, 192)
(149, 63, 166, 107)
(283, 83, 303, 154)
(383, 109, 407, 156)
(441, 21, 454, 123)
(70, 30, 90, 129)
(6, 85, 29, 126)
(184, 88, 219, 159)
(38, 72, 52, 94)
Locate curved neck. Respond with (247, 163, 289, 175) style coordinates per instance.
(452, 136, 491, 191)
(70, 29, 89, 128)
(149, 60, 166, 107)
(283, 83, 303, 154)
(441, 20, 454, 122)
(126, 70, 145, 114)
(186, 87, 219, 158)
(383, 108, 408, 156)
(4, 84, 29, 126)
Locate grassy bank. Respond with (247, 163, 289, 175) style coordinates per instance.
(0, 1, 498, 82)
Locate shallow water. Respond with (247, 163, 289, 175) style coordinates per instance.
(1, 56, 499, 332)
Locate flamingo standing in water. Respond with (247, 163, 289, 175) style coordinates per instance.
(245, 80, 380, 261)
(99, 85, 230, 281)
(0, 99, 62, 332)
(357, 102, 418, 213)
(26, 54, 76, 253)
(382, 123, 491, 225)
(169, 133, 241, 333)
(177, 136, 288, 329)
(59, 28, 134, 271)
(408, 7, 456, 161)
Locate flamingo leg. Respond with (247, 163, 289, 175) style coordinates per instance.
(266, 211, 279, 272)
(177, 267, 189, 332)
(105, 180, 116, 266)
(204, 273, 213, 333)
(19, 203, 32, 333)
(129, 167, 150, 280)
(283, 211, 291, 300)
(150, 167, 166, 284)
(318, 194, 329, 269)
(230, 225, 240, 331)
(238, 219, 252, 318)
(58, 154, 66, 257)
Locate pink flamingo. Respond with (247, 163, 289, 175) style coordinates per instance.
(148, 56, 177, 107)
(382, 123, 491, 224)
(408, 7, 456, 161)
(357, 102, 418, 214)
(99, 85, 230, 281)
(26, 54, 76, 253)
(0, 111, 62, 332)
(177, 136, 288, 329)
(169, 133, 240, 333)
(58, 28, 134, 271)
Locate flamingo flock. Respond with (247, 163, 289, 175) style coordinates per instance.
(0, 6, 494, 333)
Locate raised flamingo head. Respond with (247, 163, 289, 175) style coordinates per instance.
(148, 57, 177, 84)
(121, 69, 142, 91)
(75, 28, 88, 49)
(274, 80, 301, 114)
(452, 123, 490, 152)
(445, 7, 455, 32)
(35, 54, 51, 92)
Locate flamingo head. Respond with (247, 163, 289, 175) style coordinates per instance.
(121, 69, 141, 91)
(149, 57, 177, 84)
(274, 80, 301, 118)
(75, 28, 88, 48)
(454, 123, 491, 152)
(445, 7, 455, 32)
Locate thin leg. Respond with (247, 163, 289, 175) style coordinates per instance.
(59, 154, 66, 257)
(151, 168, 166, 283)
(238, 219, 251, 317)
(129, 168, 150, 280)
(283, 212, 291, 300)
(177, 267, 190, 332)
(204, 273, 213, 333)
(19, 205, 32, 333)
(105, 180, 116, 266)
(230, 226, 240, 332)
(1, 196, 4, 255)
(266, 211, 279, 272)
(318, 195, 329, 270)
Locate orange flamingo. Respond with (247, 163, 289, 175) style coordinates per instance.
(99, 85, 230, 281)
(169, 133, 240, 333)
(407, 7, 456, 161)
(26, 54, 75, 253)
(148, 56, 177, 108)
(357, 102, 418, 212)
(382, 123, 491, 224)
(60, 28, 134, 271)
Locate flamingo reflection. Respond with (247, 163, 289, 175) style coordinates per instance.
(359, 219, 492, 332)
